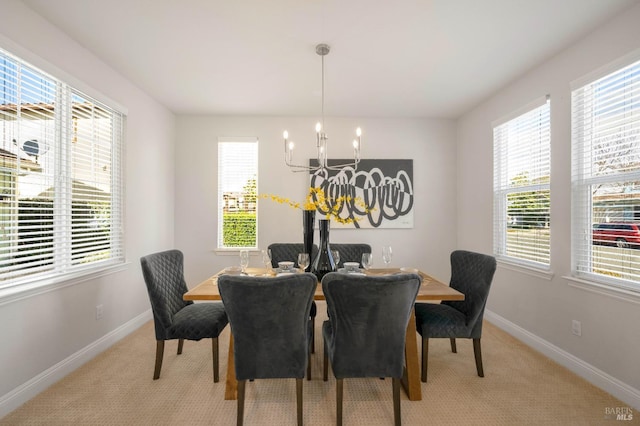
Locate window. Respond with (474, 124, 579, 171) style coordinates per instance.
(217, 138, 258, 249)
(493, 96, 551, 268)
(572, 56, 640, 291)
(0, 48, 124, 290)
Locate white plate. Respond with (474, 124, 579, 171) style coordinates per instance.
(222, 266, 243, 275)
(337, 268, 365, 275)
(275, 267, 300, 274)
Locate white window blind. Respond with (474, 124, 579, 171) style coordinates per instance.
(493, 96, 551, 267)
(0, 48, 124, 289)
(572, 57, 640, 291)
(217, 138, 258, 249)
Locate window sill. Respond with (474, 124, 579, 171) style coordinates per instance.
(564, 275, 640, 305)
(497, 259, 555, 280)
(214, 249, 259, 255)
(0, 262, 130, 306)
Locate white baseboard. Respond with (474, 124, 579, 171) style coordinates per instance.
(0, 309, 152, 419)
(485, 310, 640, 410)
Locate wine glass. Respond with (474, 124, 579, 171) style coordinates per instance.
(261, 249, 272, 275)
(382, 246, 393, 268)
(297, 253, 310, 272)
(331, 250, 340, 268)
(239, 249, 250, 274)
(361, 252, 373, 271)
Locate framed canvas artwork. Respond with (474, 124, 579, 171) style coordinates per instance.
(309, 159, 414, 229)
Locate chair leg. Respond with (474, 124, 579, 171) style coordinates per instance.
(153, 340, 164, 380)
(237, 380, 246, 426)
(323, 344, 329, 381)
(336, 378, 343, 426)
(421, 337, 429, 383)
(212, 337, 220, 382)
(307, 348, 311, 381)
(392, 377, 401, 426)
(450, 338, 457, 353)
(310, 317, 315, 353)
(296, 378, 303, 426)
(177, 338, 184, 355)
(473, 338, 484, 377)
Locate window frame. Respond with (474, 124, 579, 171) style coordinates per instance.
(216, 137, 258, 251)
(493, 95, 551, 271)
(571, 52, 640, 294)
(0, 46, 125, 297)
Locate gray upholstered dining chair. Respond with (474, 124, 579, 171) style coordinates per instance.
(322, 272, 421, 426)
(268, 242, 320, 352)
(140, 249, 228, 381)
(329, 243, 371, 269)
(218, 273, 317, 426)
(268, 243, 318, 268)
(414, 250, 496, 382)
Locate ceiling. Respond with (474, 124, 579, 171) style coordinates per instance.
(22, 0, 639, 119)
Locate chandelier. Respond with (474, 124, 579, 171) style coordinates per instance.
(283, 44, 362, 173)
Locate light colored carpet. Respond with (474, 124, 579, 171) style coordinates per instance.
(1, 302, 635, 425)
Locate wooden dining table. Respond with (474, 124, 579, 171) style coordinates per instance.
(183, 267, 464, 401)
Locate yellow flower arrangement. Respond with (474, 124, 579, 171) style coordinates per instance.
(261, 186, 372, 224)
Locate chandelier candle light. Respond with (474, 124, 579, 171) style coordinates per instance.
(283, 43, 362, 172)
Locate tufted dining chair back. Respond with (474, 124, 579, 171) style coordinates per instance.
(329, 243, 371, 269)
(321, 272, 421, 425)
(441, 250, 497, 338)
(218, 273, 317, 426)
(268, 243, 318, 268)
(268, 242, 320, 353)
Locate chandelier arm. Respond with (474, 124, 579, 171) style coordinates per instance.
(288, 168, 320, 172)
(284, 161, 323, 171)
(325, 159, 360, 171)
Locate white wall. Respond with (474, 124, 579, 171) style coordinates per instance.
(0, 1, 175, 415)
(174, 116, 457, 286)
(457, 3, 640, 407)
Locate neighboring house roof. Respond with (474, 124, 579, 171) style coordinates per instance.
(0, 148, 42, 172)
(37, 179, 108, 201)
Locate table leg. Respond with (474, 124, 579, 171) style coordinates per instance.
(401, 308, 422, 401)
(224, 333, 237, 400)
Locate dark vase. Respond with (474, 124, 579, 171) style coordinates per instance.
(311, 219, 336, 280)
(302, 210, 315, 272)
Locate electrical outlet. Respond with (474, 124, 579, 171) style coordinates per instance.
(571, 320, 581, 336)
(96, 304, 104, 320)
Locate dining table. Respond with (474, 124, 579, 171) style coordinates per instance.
(183, 267, 464, 401)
